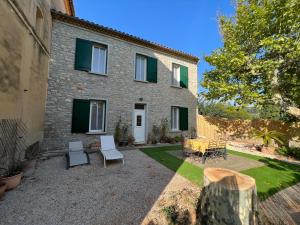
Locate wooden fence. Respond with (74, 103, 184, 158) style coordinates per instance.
(197, 115, 300, 144)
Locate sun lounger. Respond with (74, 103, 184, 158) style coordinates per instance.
(100, 136, 124, 168)
(66, 141, 90, 169)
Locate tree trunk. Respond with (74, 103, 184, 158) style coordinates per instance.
(197, 168, 258, 225)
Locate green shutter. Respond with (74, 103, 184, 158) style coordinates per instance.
(179, 107, 188, 131)
(71, 99, 90, 133)
(146, 57, 157, 83)
(74, 38, 92, 71)
(180, 65, 188, 88)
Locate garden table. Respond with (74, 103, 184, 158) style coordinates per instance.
(184, 138, 227, 163)
(184, 138, 211, 154)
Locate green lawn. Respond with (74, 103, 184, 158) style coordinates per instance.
(140, 145, 300, 200)
(141, 145, 203, 186)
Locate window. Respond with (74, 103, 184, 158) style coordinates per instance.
(171, 106, 189, 131)
(136, 115, 142, 126)
(74, 39, 108, 74)
(171, 63, 189, 88)
(91, 45, 107, 74)
(135, 54, 147, 81)
(172, 64, 180, 87)
(89, 101, 105, 132)
(171, 107, 179, 131)
(135, 104, 145, 109)
(71, 99, 106, 133)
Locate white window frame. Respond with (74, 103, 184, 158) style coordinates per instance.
(172, 64, 180, 87)
(135, 54, 147, 81)
(171, 106, 180, 131)
(91, 44, 107, 75)
(89, 100, 106, 132)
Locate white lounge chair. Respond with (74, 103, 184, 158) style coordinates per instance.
(66, 141, 90, 169)
(100, 136, 124, 168)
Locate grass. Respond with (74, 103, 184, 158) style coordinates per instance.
(141, 145, 300, 200)
(141, 145, 203, 186)
(228, 149, 300, 200)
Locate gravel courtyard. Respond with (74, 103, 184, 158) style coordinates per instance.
(0, 150, 200, 225)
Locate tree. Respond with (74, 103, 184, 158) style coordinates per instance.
(198, 97, 254, 119)
(202, 0, 300, 119)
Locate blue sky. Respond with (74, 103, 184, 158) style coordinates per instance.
(74, 0, 235, 93)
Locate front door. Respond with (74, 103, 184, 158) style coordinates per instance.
(133, 109, 145, 143)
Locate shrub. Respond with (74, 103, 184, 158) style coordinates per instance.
(162, 205, 179, 224)
(148, 134, 159, 145)
(114, 119, 122, 145)
(152, 124, 160, 143)
(165, 136, 176, 144)
(121, 123, 128, 141)
(250, 128, 285, 147)
(127, 135, 135, 146)
(159, 118, 169, 142)
(276, 146, 300, 160)
(174, 136, 183, 143)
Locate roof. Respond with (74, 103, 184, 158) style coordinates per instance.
(51, 10, 199, 63)
(64, 0, 75, 16)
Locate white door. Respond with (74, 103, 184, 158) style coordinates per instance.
(133, 109, 145, 143)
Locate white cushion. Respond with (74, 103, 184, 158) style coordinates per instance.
(100, 136, 116, 151)
(69, 151, 88, 167)
(101, 150, 123, 160)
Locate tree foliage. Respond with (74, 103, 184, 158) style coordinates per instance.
(198, 97, 254, 119)
(202, 0, 300, 115)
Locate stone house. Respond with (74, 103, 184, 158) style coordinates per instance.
(43, 11, 199, 151)
(0, 0, 74, 152)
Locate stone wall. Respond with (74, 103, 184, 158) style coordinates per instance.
(43, 20, 198, 151)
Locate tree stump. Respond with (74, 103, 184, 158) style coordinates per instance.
(197, 168, 258, 225)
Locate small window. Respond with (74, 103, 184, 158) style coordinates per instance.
(89, 100, 105, 132)
(135, 104, 145, 109)
(171, 106, 179, 131)
(135, 54, 147, 81)
(136, 115, 142, 126)
(91, 45, 107, 74)
(172, 64, 180, 87)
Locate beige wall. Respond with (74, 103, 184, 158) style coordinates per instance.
(0, 0, 68, 147)
(197, 115, 300, 145)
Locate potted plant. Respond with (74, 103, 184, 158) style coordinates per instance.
(250, 128, 285, 154)
(127, 135, 135, 146)
(0, 164, 23, 191)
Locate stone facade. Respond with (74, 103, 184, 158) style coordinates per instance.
(43, 20, 198, 151)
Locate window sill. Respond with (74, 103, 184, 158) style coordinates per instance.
(88, 72, 108, 76)
(86, 131, 107, 135)
(134, 79, 148, 83)
(171, 85, 182, 89)
(170, 130, 182, 133)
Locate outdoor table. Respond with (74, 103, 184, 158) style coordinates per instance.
(184, 138, 211, 154)
(184, 138, 227, 163)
